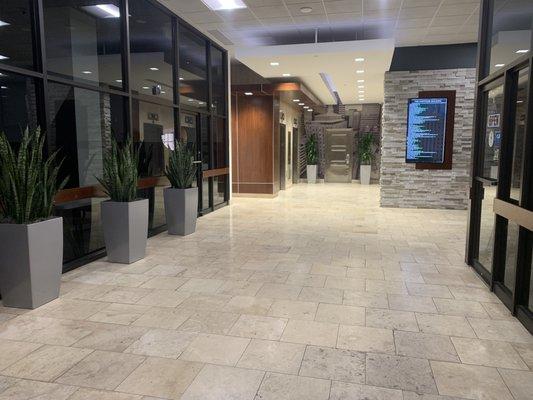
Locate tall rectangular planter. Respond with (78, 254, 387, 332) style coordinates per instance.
(164, 187, 198, 236)
(101, 199, 148, 264)
(0, 217, 63, 309)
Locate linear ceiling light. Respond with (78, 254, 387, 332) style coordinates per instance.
(355, 57, 364, 62)
(516, 49, 529, 54)
(244, 92, 253, 96)
(356, 70, 364, 74)
(357, 79, 364, 83)
(270, 62, 279, 66)
(202, 0, 247, 10)
(0, 54, 9, 60)
(293, 99, 300, 102)
(282, 73, 291, 77)
(495, 63, 505, 67)
(0, 20, 10, 27)
(298, 103, 304, 106)
(96, 4, 121, 18)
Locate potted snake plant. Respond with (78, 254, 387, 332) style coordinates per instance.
(164, 140, 198, 235)
(97, 137, 148, 264)
(306, 134, 318, 183)
(0, 128, 67, 308)
(359, 133, 375, 185)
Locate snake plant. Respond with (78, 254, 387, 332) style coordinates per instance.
(306, 134, 318, 165)
(165, 140, 197, 189)
(96, 137, 140, 202)
(0, 127, 67, 224)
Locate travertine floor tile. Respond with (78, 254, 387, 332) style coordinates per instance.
(431, 361, 513, 400)
(68, 388, 142, 399)
(179, 333, 250, 365)
(237, 339, 305, 374)
(2, 345, 92, 381)
(298, 287, 343, 304)
(124, 329, 196, 358)
(337, 325, 395, 354)
(415, 313, 476, 337)
(280, 319, 338, 347)
(286, 273, 326, 287)
(181, 364, 264, 400)
(72, 324, 148, 352)
(394, 331, 459, 362)
(329, 381, 402, 400)
(256, 283, 302, 300)
(365, 308, 418, 332)
(132, 307, 193, 330)
(87, 304, 150, 325)
(432, 298, 489, 318)
(177, 310, 240, 334)
(314, 303, 365, 325)
(366, 353, 438, 394)
(135, 290, 189, 307)
(140, 276, 188, 290)
(388, 294, 437, 313)
(0, 380, 77, 399)
(56, 350, 144, 390)
(467, 318, 533, 343)
(268, 300, 318, 320)
(343, 290, 388, 308)
(229, 314, 287, 340)
(222, 295, 273, 316)
(512, 342, 533, 369)
(255, 372, 330, 400)
(498, 369, 533, 400)
(451, 337, 529, 369)
(0, 339, 42, 370)
(117, 357, 202, 399)
(299, 346, 365, 383)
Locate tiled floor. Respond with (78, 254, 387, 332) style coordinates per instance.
(0, 184, 532, 400)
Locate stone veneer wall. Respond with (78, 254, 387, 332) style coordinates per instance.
(380, 68, 476, 210)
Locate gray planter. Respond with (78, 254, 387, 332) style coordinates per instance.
(164, 187, 198, 236)
(360, 164, 371, 185)
(0, 217, 63, 309)
(307, 165, 317, 184)
(101, 199, 148, 264)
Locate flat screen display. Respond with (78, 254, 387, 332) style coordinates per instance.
(406, 98, 448, 164)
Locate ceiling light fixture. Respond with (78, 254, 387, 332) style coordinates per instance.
(0, 54, 9, 60)
(358, 85, 364, 89)
(270, 62, 279, 66)
(149, 67, 159, 71)
(516, 49, 529, 54)
(0, 20, 10, 28)
(355, 57, 364, 62)
(142, 86, 150, 89)
(356, 70, 364, 74)
(358, 90, 365, 93)
(517, 100, 524, 103)
(179, 77, 184, 81)
(244, 92, 253, 96)
(0, 86, 7, 89)
(282, 73, 291, 77)
(116, 79, 122, 83)
(96, 4, 121, 18)
(300, 6, 313, 13)
(298, 103, 304, 106)
(201, 0, 247, 10)
(161, 91, 166, 94)
(308, 109, 313, 112)
(82, 70, 92, 74)
(495, 63, 505, 67)
(293, 99, 300, 102)
(357, 79, 364, 83)
(303, 106, 309, 109)
(188, 98, 194, 101)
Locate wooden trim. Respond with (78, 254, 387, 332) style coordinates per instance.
(54, 186, 96, 204)
(203, 167, 229, 178)
(493, 198, 533, 231)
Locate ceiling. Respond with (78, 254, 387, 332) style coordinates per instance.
(159, 0, 480, 48)
(235, 39, 394, 104)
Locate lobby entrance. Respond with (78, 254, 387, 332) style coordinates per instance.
(467, 0, 533, 333)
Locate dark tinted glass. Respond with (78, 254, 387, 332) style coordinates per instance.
(489, 0, 533, 76)
(132, 99, 174, 177)
(0, 71, 39, 141)
(43, 0, 123, 90)
(211, 46, 225, 115)
(47, 81, 127, 188)
(213, 175, 226, 206)
(129, 0, 173, 103)
(179, 26, 207, 109)
(510, 68, 528, 202)
(0, 1, 35, 70)
(213, 117, 227, 168)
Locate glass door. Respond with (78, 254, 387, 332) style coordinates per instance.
(179, 111, 209, 213)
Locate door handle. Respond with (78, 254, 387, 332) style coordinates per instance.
(345, 154, 350, 165)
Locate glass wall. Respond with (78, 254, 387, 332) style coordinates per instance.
(43, 0, 123, 90)
(0, 0, 229, 269)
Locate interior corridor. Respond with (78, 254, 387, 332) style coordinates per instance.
(0, 184, 531, 400)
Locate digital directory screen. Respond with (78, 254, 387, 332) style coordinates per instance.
(406, 98, 448, 163)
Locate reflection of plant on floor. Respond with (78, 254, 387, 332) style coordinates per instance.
(359, 133, 376, 165)
(0, 127, 67, 224)
(306, 134, 318, 165)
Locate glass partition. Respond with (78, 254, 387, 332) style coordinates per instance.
(43, 0, 123, 90)
(0, 1, 36, 70)
(129, 0, 173, 103)
(179, 26, 208, 109)
(211, 46, 226, 115)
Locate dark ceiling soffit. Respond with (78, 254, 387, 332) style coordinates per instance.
(390, 43, 478, 71)
(232, 82, 323, 106)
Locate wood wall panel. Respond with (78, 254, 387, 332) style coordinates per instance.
(232, 94, 274, 194)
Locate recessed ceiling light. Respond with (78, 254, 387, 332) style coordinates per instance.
(82, 70, 92, 74)
(96, 4, 121, 18)
(357, 79, 364, 83)
(116, 79, 122, 83)
(149, 67, 159, 71)
(293, 99, 300, 102)
(179, 77, 184, 81)
(300, 6, 313, 13)
(356, 70, 364, 74)
(495, 63, 505, 67)
(355, 58, 365, 62)
(0, 20, 10, 27)
(142, 86, 150, 89)
(161, 91, 166, 94)
(0, 72, 5, 76)
(201, 0, 247, 10)
(188, 98, 194, 101)
(303, 106, 309, 109)
(358, 90, 365, 94)
(308, 109, 313, 112)
(244, 92, 253, 96)
(199, 101, 205, 105)
(516, 49, 529, 54)
(0, 54, 9, 60)
(298, 103, 304, 106)
(282, 73, 291, 77)
(358, 85, 364, 89)
(0, 86, 7, 89)
(270, 62, 279, 66)
(517, 100, 524, 103)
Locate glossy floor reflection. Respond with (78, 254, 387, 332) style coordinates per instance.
(0, 184, 532, 400)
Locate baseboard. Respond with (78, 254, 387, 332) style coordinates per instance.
(232, 193, 278, 198)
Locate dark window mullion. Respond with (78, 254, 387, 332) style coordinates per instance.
(121, 0, 132, 140)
